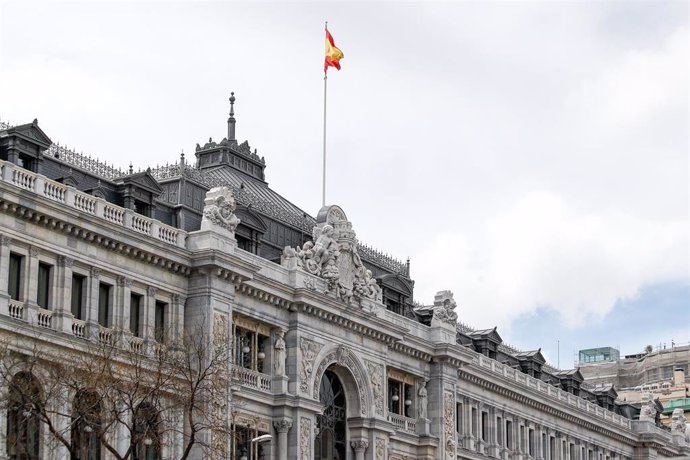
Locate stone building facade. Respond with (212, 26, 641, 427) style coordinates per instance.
(0, 113, 688, 460)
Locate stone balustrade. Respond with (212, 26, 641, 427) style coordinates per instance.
(8, 299, 24, 321)
(0, 160, 187, 249)
(231, 366, 272, 393)
(387, 413, 417, 434)
(474, 352, 631, 429)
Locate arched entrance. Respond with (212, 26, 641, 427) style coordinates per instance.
(314, 368, 346, 460)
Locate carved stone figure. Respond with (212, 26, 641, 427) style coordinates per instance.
(201, 187, 240, 236)
(418, 380, 429, 420)
(671, 408, 686, 435)
(281, 205, 384, 307)
(273, 330, 286, 377)
(432, 290, 459, 325)
(639, 393, 657, 422)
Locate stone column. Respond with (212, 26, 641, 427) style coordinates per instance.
(54, 255, 74, 334)
(0, 235, 12, 316)
(350, 439, 369, 460)
(85, 266, 101, 339)
(273, 418, 292, 460)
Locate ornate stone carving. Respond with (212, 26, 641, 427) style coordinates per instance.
(147, 286, 157, 297)
(282, 205, 383, 306)
(671, 408, 686, 434)
(299, 417, 311, 460)
(201, 186, 240, 236)
(313, 345, 369, 416)
(365, 359, 384, 416)
(0, 235, 12, 246)
(116, 275, 132, 287)
(273, 330, 286, 377)
(418, 379, 429, 420)
(639, 393, 657, 422)
(57, 255, 74, 268)
(90, 266, 101, 279)
(433, 290, 458, 325)
(29, 246, 39, 257)
(351, 439, 369, 452)
(444, 391, 456, 458)
(299, 337, 322, 394)
(273, 417, 292, 433)
(171, 293, 181, 303)
(375, 438, 385, 460)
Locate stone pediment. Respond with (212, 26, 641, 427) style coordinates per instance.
(2, 120, 53, 150)
(116, 170, 163, 195)
(515, 348, 546, 364)
(468, 326, 503, 344)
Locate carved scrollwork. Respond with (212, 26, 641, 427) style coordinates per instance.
(201, 186, 241, 236)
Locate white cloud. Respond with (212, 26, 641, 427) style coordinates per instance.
(566, 26, 688, 127)
(413, 191, 689, 330)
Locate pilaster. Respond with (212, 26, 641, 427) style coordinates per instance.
(54, 255, 74, 334)
(273, 417, 292, 460)
(0, 235, 12, 316)
(85, 266, 101, 339)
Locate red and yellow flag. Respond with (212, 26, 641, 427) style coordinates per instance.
(324, 28, 344, 72)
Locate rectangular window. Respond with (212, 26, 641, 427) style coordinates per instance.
(529, 429, 534, 456)
(71, 274, 85, 319)
(130, 293, 141, 336)
(456, 403, 463, 434)
(154, 301, 166, 342)
(98, 283, 111, 327)
(37, 262, 52, 308)
(481, 412, 488, 442)
(471, 408, 478, 436)
(506, 420, 513, 449)
(497, 417, 503, 447)
(387, 379, 401, 415)
(570, 444, 576, 460)
(8, 253, 23, 300)
(550, 437, 556, 460)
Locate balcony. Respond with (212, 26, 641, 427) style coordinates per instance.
(388, 412, 417, 434)
(231, 366, 271, 393)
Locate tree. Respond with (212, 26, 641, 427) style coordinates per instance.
(0, 319, 232, 460)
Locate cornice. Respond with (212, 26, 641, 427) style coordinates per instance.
(0, 194, 191, 275)
(458, 369, 638, 447)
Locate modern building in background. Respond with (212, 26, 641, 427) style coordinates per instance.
(579, 345, 690, 429)
(0, 102, 688, 460)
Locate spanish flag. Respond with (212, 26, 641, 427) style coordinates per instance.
(324, 28, 344, 72)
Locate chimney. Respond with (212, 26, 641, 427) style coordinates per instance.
(674, 367, 685, 386)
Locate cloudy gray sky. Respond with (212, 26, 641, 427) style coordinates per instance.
(1, 0, 688, 367)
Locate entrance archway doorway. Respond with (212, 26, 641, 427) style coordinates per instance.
(314, 368, 347, 459)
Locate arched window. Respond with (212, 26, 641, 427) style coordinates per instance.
(133, 403, 161, 460)
(314, 369, 346, 460)
(71, 391, 102, 460)
(6, 372, 41, 460)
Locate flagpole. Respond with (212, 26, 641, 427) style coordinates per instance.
(322, 22, 328, 208)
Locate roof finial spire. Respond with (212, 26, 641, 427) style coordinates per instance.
(228, 92, 236, 142)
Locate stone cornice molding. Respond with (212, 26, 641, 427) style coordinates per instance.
(458, 369, 638, 447)
(0, 195, 191, 275)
